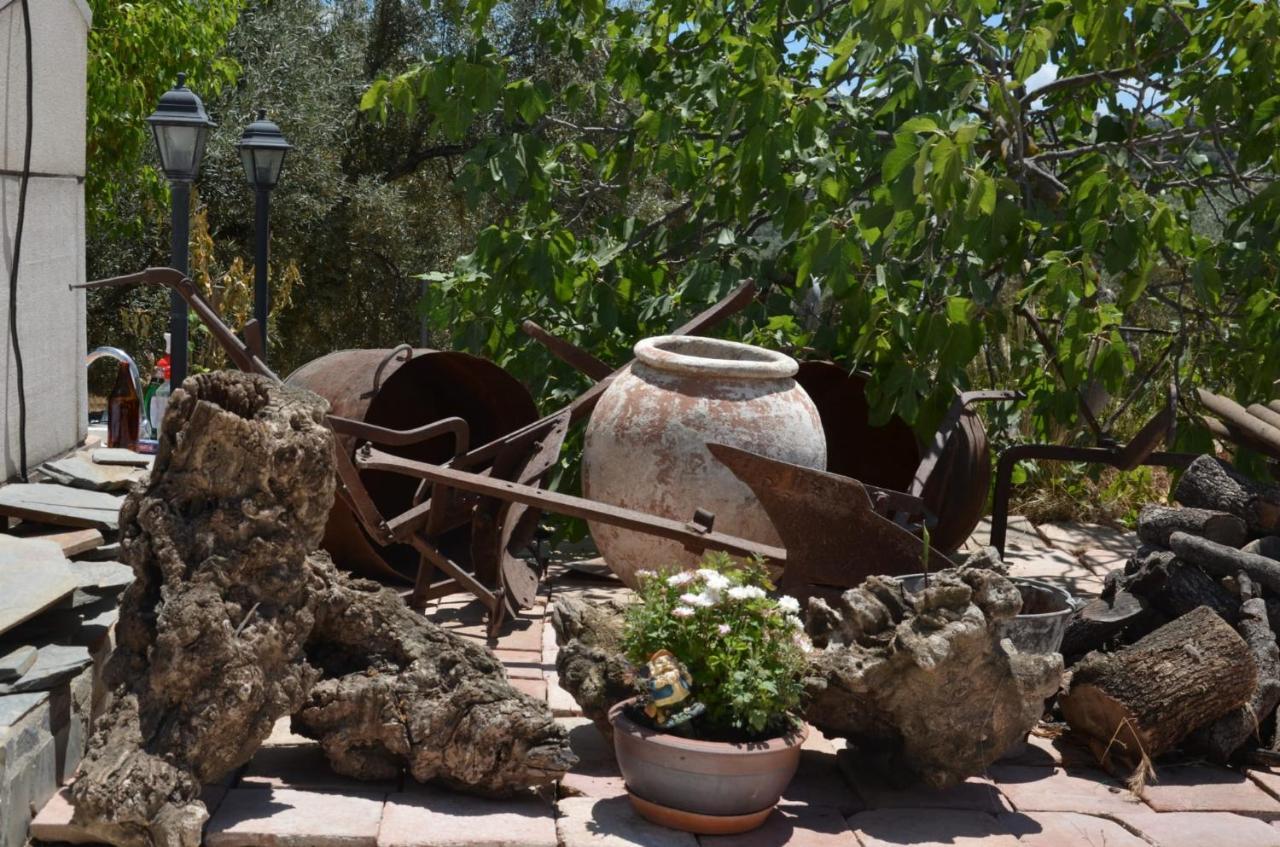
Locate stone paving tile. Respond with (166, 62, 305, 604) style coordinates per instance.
(205, 787, 387, 847)
(496, 648, 545, 680)
(262, 716, 311, 746)
(240, 743, 400, 793)
(556, 796, 698, 847)
(1035, 521, 1135, 556)
(840, 759, 1008, 814)
(429, 597, 547, 653)
(995, 731, 1096, 769)
(784, 749, 862, 815)
(1114, 810, 1280, 847)
(1250, 768, 1280, 803)
(988, 765, 1146, 815)
(377, 786, 557, 847)
(510, 676, 547, 702)
(29, 787, 96, 844)
(1140, 764, 1280, 817)
(847, 809, 1018, 847)
(998, 811, 1148, 846)
(1003, 548, 1106, 598)
(559, 717, 626, 799)
(1078, 548, 1129, 573)
(699, 804, 856, 846)
(546, 671, 582, 717)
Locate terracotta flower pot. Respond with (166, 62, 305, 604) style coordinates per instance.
(582, 335, 826, 586)
(608, 698, 805, 834)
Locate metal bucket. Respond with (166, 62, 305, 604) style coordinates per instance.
(896, 574, 1074, 655)
(285, 347, 539, 582)
(793, 362, 991, 553)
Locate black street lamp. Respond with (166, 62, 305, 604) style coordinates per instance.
(146, 73, 215, 387)
(236, 110, 291, 362)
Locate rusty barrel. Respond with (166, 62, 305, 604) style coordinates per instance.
(286, 348, 539, 582)
(794, 362, 990, 553)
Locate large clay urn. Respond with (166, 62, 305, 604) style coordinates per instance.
(582, 335, 826, 586)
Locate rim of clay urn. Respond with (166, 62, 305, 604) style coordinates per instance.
(633, 335, 799, 380)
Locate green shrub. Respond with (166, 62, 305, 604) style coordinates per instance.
(621, 552, 809, 741)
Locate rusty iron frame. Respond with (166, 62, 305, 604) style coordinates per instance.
(75, 269, 802, 633)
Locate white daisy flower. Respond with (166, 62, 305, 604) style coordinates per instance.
(635, 569, 657, 581)
(672, 605, 695, 619)
(697, 569, 731, 591)
(777, 595, 801, 615)
(680, 591, 716, 608)
(667, 571, 696, 587)
(727, 585, 766, 601)
(717, 623, 731, 636)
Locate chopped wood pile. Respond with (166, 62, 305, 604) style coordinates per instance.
(1059, 451, 1280, 774)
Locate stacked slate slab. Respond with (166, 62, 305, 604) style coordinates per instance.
(0, 461, 139, 847)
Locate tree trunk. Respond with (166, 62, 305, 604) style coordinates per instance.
(1174, 455, 1280, 536)
(1137, 505, 1247, 549)
(1187, 596, 1280, 762)
(1060, 606, 1255, 772)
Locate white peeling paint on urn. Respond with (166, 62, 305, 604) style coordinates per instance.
(582, 335, 827, 587)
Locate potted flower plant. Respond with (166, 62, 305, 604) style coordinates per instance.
(609, 553, 811, 835)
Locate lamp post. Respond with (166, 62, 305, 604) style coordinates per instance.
(146, 73, 215, 387)
(236, 110, 291, 363)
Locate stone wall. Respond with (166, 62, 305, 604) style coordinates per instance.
(0, 0, 91, 480)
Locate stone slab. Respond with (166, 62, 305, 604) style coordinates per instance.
(0, 534, 77, 637)
(511, 677, 546, 702)
(701, 805, 855, 846)
(1115, 810, 1280, 847)
(68, 558, 134, 598)
(555, 796, 697, 847)
(785, 749, 861, 815)
(988, 765, 1146, 815)
(998, 811, 1148, 846)
(378, 787, 557, 847)
(547, 671, 582, 717)
(263, 716, 312, 747)
(0, 690, 48, 728)
(496, 649, 545, 679)
(0, 645, 36, 682)
(559, 718, 625, 799)
(0, 644, 92, 694)
(205, 787, 387, 847)
(847, 809, 1017, 847)
(0, 732, 57, 847)
(92, 448, 154, 467)
(9, 524, 104, 557)
(0, 484, 123, 531)
(42, 453, 146, 492)
(30, 787, 97, 844)
(1141, 765, 1280, 817)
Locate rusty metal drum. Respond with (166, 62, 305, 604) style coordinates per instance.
(582, 336, 826, 586)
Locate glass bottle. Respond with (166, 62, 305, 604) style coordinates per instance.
(107, 361, 141, 450)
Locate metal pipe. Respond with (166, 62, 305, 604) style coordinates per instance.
(86, 346, 150, 433)
(169, 181, 191, 385)
(253, 187, 270, 363)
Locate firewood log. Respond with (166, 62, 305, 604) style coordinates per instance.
(1243, 536, 1280, 562)
(1187, 594, 1280, 762)
(1120, 545, 1240, 625)
(1060, 590, 1155, 666)
(1061, 606, 1256, 772)
(1169, 531, 1280, 595)
(1137, 505, 1247, 549)
(1174, 455, 1280, 536)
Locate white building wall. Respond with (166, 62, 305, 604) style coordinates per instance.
(0, 0, 91, 479)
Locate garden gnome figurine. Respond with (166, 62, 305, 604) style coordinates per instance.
(638, 649, 704, 728)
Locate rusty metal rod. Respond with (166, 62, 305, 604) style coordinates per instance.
(357, 446, 787, 564)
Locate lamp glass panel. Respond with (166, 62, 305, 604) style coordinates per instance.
(255, 148, 287, 188)
(153, 125, 200, 178)
(239, 147, 257, 185)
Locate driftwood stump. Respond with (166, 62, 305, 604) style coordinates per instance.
(803, 567, 1062, 788)
(1060, 605, 1255, 772)
(1174, 455, 1280, 536)
(294, 553, 575, 795)
(70, 374, 334, 847)
(70, 372, 573, 847)
(549, 594, 635, 739)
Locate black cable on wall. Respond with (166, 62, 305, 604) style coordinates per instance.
(5, 0, 33, 481)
